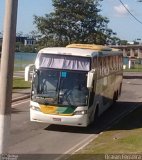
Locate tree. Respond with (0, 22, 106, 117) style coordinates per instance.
(16, 31, 24, 37)
(119, 40, 128, 45)
(34, 0, 116, 47)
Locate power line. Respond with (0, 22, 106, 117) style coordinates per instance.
(118, 0, 142, 25)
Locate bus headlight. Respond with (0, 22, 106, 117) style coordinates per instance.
(31, 106, 40, 111)
(74, 110, 87, 115)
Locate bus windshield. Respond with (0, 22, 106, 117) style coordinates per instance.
(32, 69, 89, 106)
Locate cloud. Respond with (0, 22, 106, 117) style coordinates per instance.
(114, 4, 129, 16)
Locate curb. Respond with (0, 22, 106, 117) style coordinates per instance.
(12, 94, 30, 102)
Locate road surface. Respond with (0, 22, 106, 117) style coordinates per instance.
(8, 72, 142, 160)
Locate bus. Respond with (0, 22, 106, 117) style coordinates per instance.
(25, 44, 123, 127)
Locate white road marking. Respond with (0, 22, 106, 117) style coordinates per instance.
(54, 134, 97, 160)
(12, 95, 29, 101)
(73, 134, 100, 153)
(54, 103, 141, 160)
(11, 98, 142, 160)
(12, 100, 29, 107)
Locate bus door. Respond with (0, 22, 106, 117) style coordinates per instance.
(87, 58, 98, 121)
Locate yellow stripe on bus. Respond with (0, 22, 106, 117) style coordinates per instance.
(40, 105, 57, 114)
(66, 44, 112, 51)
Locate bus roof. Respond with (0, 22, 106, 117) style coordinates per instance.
(38, 47, 98, 57)
(38, 47, 122, 58)
(66, 44, 112, 51)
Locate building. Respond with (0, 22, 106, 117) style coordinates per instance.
(24, 38, 36, 46)
(111, 44, 142, 68)
(1, 36, 36, 46)
(16, 36, 27, 44)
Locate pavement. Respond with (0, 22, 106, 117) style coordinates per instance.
(12, 88, 30, 102)
(12, 70, 30, 102)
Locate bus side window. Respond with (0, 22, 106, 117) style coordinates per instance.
(92, 57, 97, 69)
(103, 58, 106, 76)
(115, 56, 118, 71)
(121, 56, 123, 69)
(105, 56, 109, 75)
(112, 56, 115, 72)
(109, 56, 113, 73)
(103, 57, 108, 76)
(108, 56, 111, 74)
(116, 56, 118, 71)
(100, 58, 103, 77)
(119, 56, 123, 70)
(98, 57, 102, 78)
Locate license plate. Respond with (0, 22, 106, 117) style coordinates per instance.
(53, 118, 61, 122)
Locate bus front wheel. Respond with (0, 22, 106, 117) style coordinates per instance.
(113, 91, 118, 102)
(93, 105, 99, 124)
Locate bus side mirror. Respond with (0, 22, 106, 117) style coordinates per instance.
(87, 69, 95, 90)
(25, 64, 34, 81)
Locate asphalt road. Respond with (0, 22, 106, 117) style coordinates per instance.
(13, 71, 24, 78)
(9, 72, 142, 160)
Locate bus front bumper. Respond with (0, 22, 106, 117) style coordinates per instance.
(30, 108, 89, 127)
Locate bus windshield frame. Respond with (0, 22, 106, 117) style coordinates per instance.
(32, 68, 89, 107)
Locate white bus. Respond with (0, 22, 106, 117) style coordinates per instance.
(25, 44, 123, 127)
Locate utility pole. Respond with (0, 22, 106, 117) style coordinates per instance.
(0, 0, 18, 155)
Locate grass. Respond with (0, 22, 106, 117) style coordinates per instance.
(68, 107, 142, 160)
(124, 68, 142, 72)
(124, 64, 142, 72)
(13, 77, 31, 89)
(14, 60, 34, 71)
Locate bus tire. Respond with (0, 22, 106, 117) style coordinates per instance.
(119, 83, 122, 96)
(93, 105, 99, 124)
(116, 90, 119, 100)
(113, 91, 117, 102)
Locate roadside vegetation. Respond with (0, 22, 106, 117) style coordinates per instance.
(124, 64, 142, 72)
(68, 106, 142, 160)
(15, 42, 37, 53)
(13, 77, 31, 89)
(33, 0, 123, 49)
(14, 59, 34, 71)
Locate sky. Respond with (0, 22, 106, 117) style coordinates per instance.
(0, 0, 142, 42)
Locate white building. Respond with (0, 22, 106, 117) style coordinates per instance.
(24, 38, 36, 46)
